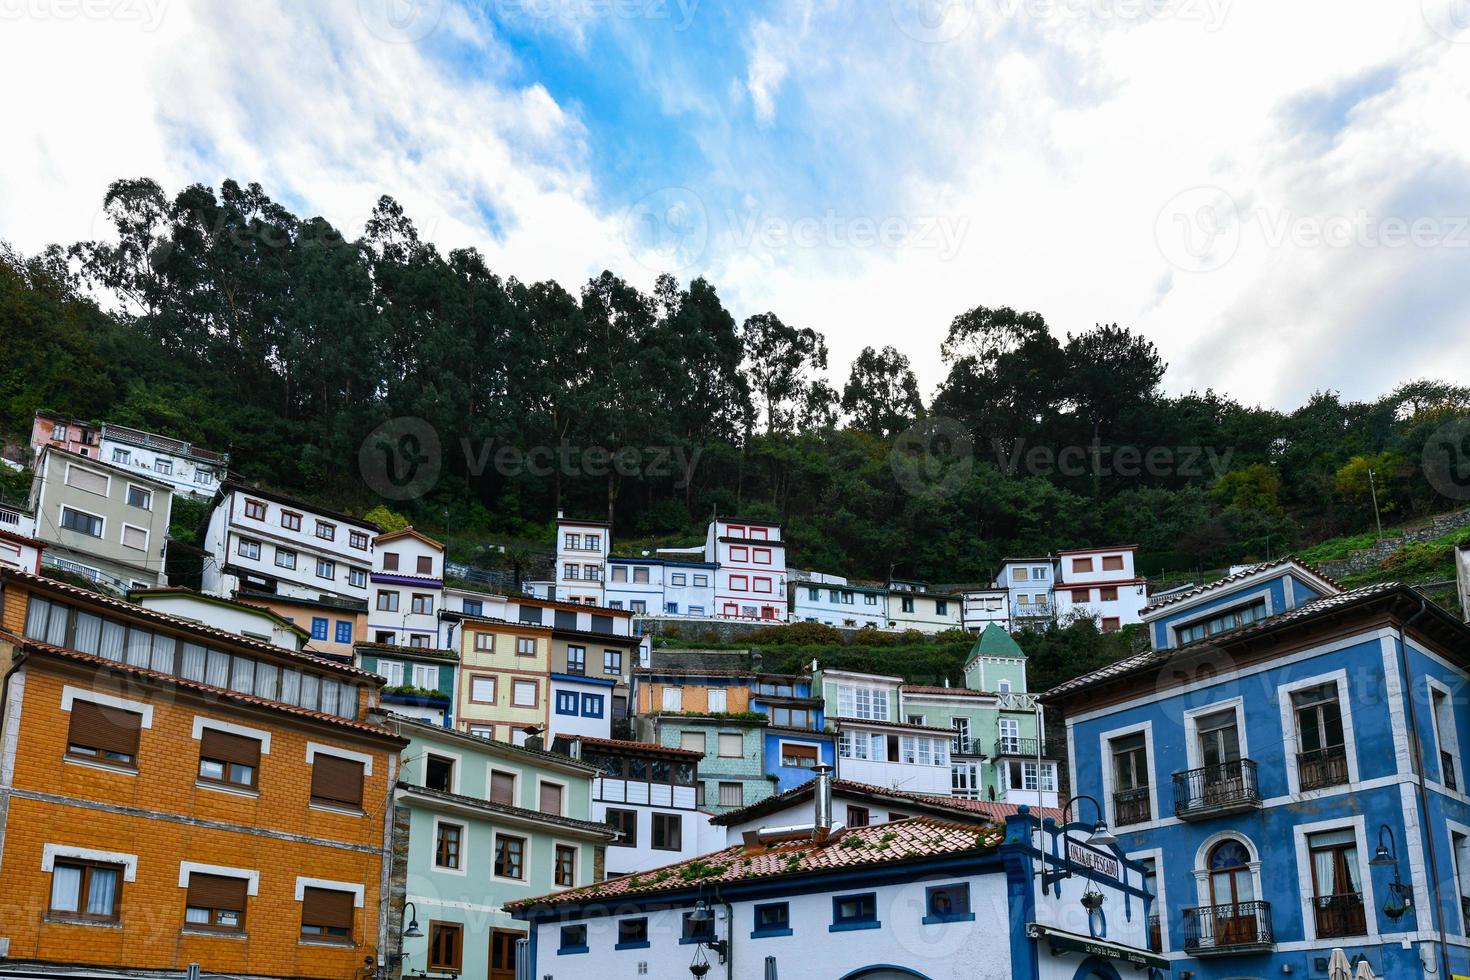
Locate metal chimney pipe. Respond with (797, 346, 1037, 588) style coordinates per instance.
(813, 765, 834, 837)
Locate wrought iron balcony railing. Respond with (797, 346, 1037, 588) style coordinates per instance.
(1173, 759, 1261, 819)
(1182, 901, 1273, 954)
(994, 737, 1047, 758)
(1312, 892, 1367, 940)
(1297, 746, 1350, 791)
(1113, 786, 1152, 826)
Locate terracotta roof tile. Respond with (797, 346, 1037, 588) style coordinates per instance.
(572, 735, 704, 759)
(708, 776, 1061, 826)
(831, 715, 954, 734)
(1139, 556, 1341, 615)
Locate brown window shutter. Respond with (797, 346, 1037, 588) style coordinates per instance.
(67, 700, 142, 757)
(301, 887, 355, 930)
(417, 556, 433, 575)
(187, 873, 248, 912)
(311, 754, 365, 807)
(539, 782, 563, 814)
(199, 729, 261, 768)
(490, 771, 515, 805)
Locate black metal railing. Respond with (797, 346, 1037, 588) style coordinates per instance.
(951, 735, 974, 754)
(1147, 914, 1162, 952)
(1114, 786, 1152, 826)
(1443, 750, 1459, 791)
(1297, 746, 1350, 791)
(1173, 759, 1261, 816)
(1313, 893, 1367, 939)
(1182, 901, 1273, 952)
(994, 737, 1045, 757)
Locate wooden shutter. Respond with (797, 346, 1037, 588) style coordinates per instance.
(67, 700, 141, 757)
(311, 754, 365, 807)
(539, 782, 563, 814)
(490, 771, 515, 805)
(199, 729, 261, 768)
(187, 873, 248, 912)
(301, 886, 354, 930)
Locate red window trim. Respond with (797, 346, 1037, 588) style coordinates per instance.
(753, 577, 773, 593)
(753, 548, 771, 564)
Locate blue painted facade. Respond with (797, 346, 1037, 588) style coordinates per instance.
(1050, 559, 1470, 979)
(750, 674, 834, 793)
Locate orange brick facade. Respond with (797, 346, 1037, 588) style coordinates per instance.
(0, 578, 402, 979)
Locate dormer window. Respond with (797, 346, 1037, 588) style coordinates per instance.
(1177, 599, 1268, 645)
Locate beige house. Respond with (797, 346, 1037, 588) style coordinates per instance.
(29, 446, 174, 591)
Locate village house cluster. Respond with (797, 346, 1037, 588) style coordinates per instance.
(0, 412, 1468, 979)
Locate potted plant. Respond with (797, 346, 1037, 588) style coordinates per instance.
(1383, 895, 1409, 920)
(1081, 886, 1106, 911)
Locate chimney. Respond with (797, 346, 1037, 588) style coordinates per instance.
(557, 509, 564, 520)
(813, 765, 834, 840)
(943, 677, 950, 688)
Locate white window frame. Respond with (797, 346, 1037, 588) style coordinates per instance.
(63, 462, 110, 497)
(1276, 668, 1360, 798)
(662, 687, 683, 712)
(1290, 815, 1377, 942)
(1166, 587, 1274, 650)
(42, 844, 138, 881)
(535, 775, 569, 817)
(422, 747, 462, 795)
(59, 504, 105, 539)
(177, 861, 259, 894)
(1428, 675, 1465, 794)
(119, 522, 150, 554)
(1182, 696, 1249, 773)
(707, 689, 728, 713)
(490, 829, 532, 883)
(1190, 831, 1263, 909)
(125, 483, 153, 511)
(1098, 720, 1158, 828)
(431, 815, 469, 877)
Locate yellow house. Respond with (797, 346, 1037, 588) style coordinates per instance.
(456, 616, 554, 743)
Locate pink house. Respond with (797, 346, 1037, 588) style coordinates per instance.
(29, 411, 101, 460)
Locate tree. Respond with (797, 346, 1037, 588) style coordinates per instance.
(932, 305, 1064, 450)
(841, 345, 924, 438)
(740, 313, 829, 434)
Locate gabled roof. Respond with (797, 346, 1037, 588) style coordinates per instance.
(214, 480, 381, 532)
(966, 622, 1025, 661)
(1139, 556, 1341, 616)
(353, 640, 459, 662)
(374, 525, 444, 550)
(707, 776, 1062, 826)
(504, 815, 1001, 912)
(129, 586, 310, 639)
(397, 782, 615, 840)
(570, 735, 704, 760)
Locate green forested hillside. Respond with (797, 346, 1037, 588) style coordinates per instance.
(4, 176, 1470, 586)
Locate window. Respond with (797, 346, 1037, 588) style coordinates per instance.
(469, 676, 496, 703)
(754, 577, 772, 593)
(837, 685, 890, 721)
(753, 548, 771, 564)
(707, 689, 728, 713)
(489, 770, 516, 805)
(771, 706, 810, 728)
(1102, 617, 1121, 632)
(753, 902, 790, 937)
(377, 661, 404, 687)
(435, 822, 463, 869)
(349, 531, 368, 550)
(1111, 732, 1151, 825)
(376, 591, 399, 612)
(408, 593, 432, 615)
(630, 600, 647, 614)
(236, 537, 261, 560)
(315, 521, 335, 541)
(653, 812, 683, 851)
(55, 504, 102, 539)
(694, 574, 709, 587)
(308, 617, 328, 641)
(425, 754, 454, 792)
(66, 699, 141, 768)
(429, 921, 463, 972)
(417, 555, 433, 575)
(153, 459, 173, 476)
(411, 663, 438, 691)
(126, 485, 151, 510)
(281, 511, 302, 532)
(111, 448, 130, 464)
(831, 893, 879, 931)
(718, 733, 742, 758)
(671, 573, 687, 586)
(1177, 599, 1268, 644)
(198, 728, 261, 790)
(838, 730, 870, 761)
(602, 650, 623, 676)
(50, 859, 123, 921)
(316, 558, 335, 580)
(556, 690, 579, 715)
(275, 548, 297, 569)
(184, 872, 247, 932)
(1072, 557, 1094, 573)
(244, 498, 267, 521)
(718, 782, 742, 807)
(781, 743, 819, 768)
(607, 808, 637, 847)
(662, 687, 684, 712)
(998, 717, 1020, 753)
(516, 636, 536, 657)
(335, 621, 352, 644)
(617, 918, 649, 949)
(690, 605, 705, 616)
(1434, 685, 1460, 791)
(463, 598, 483, 616)
(935, 599, 949, 615)
(632, 566, 649, 584)
(566, 646, 586, 674)
(901, 596, 915, 613)
(610, 565, 628, 583)
(348, 568, 367, 589)
(679, 731, 706, 754)
(730, 574, 749, 591)
(1103, 555, 1125, 571)
(924, 883, 973, 923)
(309, 753, 365, 809)
(299, 886, 354, 941)
(539, 781, 564, 815)
(560, 924, 589, 953)
(731, 546, 749, 562)
(121, 525, 148, 552)
(846, 805, 870, 826)
(494, 834, 526, 879)
(1071, 589, 1091, 602)
(512, 680, 538, 707)
(1293, 684, 1348, 790)
(1100, 586, 1119, 601)
(582, 693, 604, 718)
(683, 909, 715, 943)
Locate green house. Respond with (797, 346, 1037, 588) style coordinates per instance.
(355, 641, 458, 727)
(388, 719, 615, 978)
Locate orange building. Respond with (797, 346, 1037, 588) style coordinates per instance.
(0, 569, 406, 979)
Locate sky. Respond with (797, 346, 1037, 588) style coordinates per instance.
(3, 0, 1469, 410)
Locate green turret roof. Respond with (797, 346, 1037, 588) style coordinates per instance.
(968, 623, 1024, 659)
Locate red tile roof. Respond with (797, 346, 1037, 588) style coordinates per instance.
(708, 776, 1061, 826)
(1138, 556, 1341, 614)
(572, 735, 704, 759)
(831, 715, 955, 734)
(504, 815, 1002, 911)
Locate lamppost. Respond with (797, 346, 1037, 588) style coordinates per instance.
(381, 901, 425, 979)
(686, 897, 730, 978)
(1040, 794, 1117, 896)
(1370, 824, 1412, 919)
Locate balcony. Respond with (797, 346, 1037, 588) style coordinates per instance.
(1297, 746, 1349, 791)
(994, 737, 1048, 758)
(1182, 901, 1274, 955)
(1312, 893, 1367, 940)
(1113, 786, 1152, 826)
(1173, 759, 1261, 820)
(1147, 914, 1161, 953)
(995, 691, 1040, 712)
(1013, 601, 1054, 620)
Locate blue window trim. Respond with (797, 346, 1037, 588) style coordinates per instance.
(557, 925, 588, 955)
(615, 918, 650, 950)
(334, 620, 352, 643)
(582, 693, 605, 718)
(555, 692, 579, 716)
(613, 940, 652, 951)
(830, 892, 880, 932)
(922, 882, 975, 924)
(464, 599, 483, 616)
(310, 616, 328, 640)
(751, 902, 792, 939)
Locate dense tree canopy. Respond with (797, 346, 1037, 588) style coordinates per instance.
(4, 176, 1468, 582)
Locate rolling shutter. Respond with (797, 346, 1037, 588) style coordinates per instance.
(67, 700, 142, 757)
(301, 886, 355, 930)
(199, 729, 261, 768)
(310, 754, 364, 807)
(187, 873, 248, 912)
(490, 771, 515, 805)
(539, 782, 563, 814)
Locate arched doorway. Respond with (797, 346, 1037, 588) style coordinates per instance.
(1206, 838, 1256, 945)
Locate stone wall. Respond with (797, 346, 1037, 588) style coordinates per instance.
(1317, 507, 1470, 579)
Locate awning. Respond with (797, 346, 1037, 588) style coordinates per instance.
(1026, 923, 1170, 972)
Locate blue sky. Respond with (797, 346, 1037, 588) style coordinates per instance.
(4, 0, 1470, 408)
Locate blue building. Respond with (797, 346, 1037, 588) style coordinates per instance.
(1045, 557, 1470, 978)
(750, 671, 835, 793)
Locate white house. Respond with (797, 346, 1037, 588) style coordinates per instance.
(129, 586, 308, 650)
(507, 769, 1162, 980)
(565, 736, 723, 877)
(705, 518, 786, 621)
(1457, 541, 1469, 622)
(0, 527, 44, 575)
(97, 422, 230, 501)
(552, 514, 610, 606)
(790, 570, 887, 628)
(818, 669, 953, 795)
(885, 579, 963, 633)
(995, 557, 1057, 628)
(1051, 546, 1149, 631)
(367, 526, 444, 647)
(605, 556, 664, 614)
(548, 673, 616, 741)
(200, 481, 377, 605)
(960, 586, 1012, 632)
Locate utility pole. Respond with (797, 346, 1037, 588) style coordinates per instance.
(1368, 468, 1384, 539)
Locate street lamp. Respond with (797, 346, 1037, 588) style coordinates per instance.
(687, 898, 729, 977)
(1370, 824, 1411, 919)
(402, 901, 424, 939)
